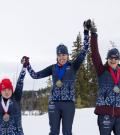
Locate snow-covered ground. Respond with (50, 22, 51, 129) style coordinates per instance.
(23, 108, 114, 135)
(22, 108, 97, 135)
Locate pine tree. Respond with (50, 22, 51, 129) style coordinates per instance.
(79, 50, 98, 107)
(71, 32, 98, 108)
(71, 32, 82, 61)
(85, 50, 98, 106)
(71, 32, 86, 108)
(47, 76, 52, 88)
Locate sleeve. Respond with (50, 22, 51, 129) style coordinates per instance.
(13, 67, 26, 101)
(27, 64, 53, 79)
(90, 33, 105, 76)
(72, 30, 89, 71)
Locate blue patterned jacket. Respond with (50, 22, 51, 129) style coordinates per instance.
(27, 31, 89, 102)
(90, 33, 120, 116)
(0, 68, 26, 135)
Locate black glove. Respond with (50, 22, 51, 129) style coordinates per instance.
(83, 19, 91, 30)
(90, 21, 97, 33)
(21, 56, 29, 68)
(84, 19, 97, 33)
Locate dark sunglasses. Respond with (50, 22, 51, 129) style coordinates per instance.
(109, 57, 119, 60)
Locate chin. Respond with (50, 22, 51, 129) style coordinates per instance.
(59, 61, 66, 65)
(4, 96, 11, 99)
(110, 64, 117, 69)
(61, 62, 66, 65)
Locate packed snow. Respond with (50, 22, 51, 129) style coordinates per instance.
(22, 108, 113, 135)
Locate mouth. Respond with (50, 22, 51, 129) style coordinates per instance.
(109, 62, 117, 68)
(110, 62, 117, 65)
(59, 59, 66, 62)
(5, 94, 10, 97)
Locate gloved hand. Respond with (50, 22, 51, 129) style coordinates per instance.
(83, 19, 91, 31)
(90, 20, 97, 33)
(21, 56, 29, 68)
(84, 19, 97, 33)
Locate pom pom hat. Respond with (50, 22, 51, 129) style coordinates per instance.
(0, 79, 13, 93)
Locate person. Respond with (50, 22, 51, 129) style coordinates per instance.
(0, 67, 26, 135)
(21, 26, 89, 135)
(84, 19, 120, 135)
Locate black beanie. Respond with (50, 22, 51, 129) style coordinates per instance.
(106, 48, 120, 59)
(56, 44, 69, 55)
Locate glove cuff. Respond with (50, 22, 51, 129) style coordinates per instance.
(23, 62, 30, 68)
(84, 30, 89, 34)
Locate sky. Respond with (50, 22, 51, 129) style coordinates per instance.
(0, 0, 120, 90)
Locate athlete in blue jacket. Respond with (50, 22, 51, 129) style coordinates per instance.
(21, 29, 89, 135)
(0, 68, 26, 135)
(85, 19, 120, 135)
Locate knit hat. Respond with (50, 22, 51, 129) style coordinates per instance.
(0, 79, 13, 92)
(56, 44, 69, 55)
(106, 48, 120, 59)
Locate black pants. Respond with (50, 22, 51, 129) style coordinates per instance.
(48, 101, 75, 135)
(98, 115, 120, 135)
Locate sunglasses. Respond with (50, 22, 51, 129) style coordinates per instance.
(109, 57, 119, 60)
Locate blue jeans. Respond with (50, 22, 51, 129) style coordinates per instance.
(98, 115, 120, 135)
(48, 101, 75, 135)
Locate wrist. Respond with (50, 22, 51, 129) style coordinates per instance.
(84, 30, 89, 34)
(91, 32, 98, 37)
(23, 62, 30, 68)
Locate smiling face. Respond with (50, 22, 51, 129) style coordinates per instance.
(107, 57, 119, 69)
(57, 54, 69, 65)
(1, 89, 12, 99)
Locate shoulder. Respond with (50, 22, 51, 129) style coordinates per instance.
(50, 64, 56, 68)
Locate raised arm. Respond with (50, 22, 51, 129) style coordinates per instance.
(90, 33, 105, 76)
(21, 56, 53, 79)
(86, 20, 105, 76)
(83, 19, 105, 76)
(27, 64, 53, 79)
(72, 30, 89, 71)
(13, 68, 26, 101)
